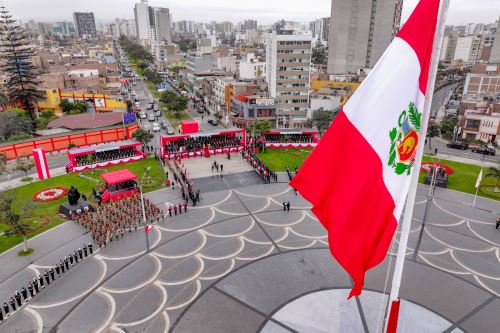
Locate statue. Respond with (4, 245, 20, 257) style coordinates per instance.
(68, 186, 81, 206)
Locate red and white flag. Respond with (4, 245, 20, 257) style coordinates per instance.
(290, 0, 441, 298)
(145, 224, 154, 234)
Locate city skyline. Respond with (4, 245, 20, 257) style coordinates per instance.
(3, 0, 499, 26)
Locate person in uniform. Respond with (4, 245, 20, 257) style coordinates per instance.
(183, 202, 187, 213)
(33, 278, 39, 293)
(28, 283, 34, 298)
(178, 203, 182, 215)
(44, 271, 50, 285)
(3, 302, 9, 317)
(78, 248, 83, 260)
(15, 291, 22, 306)
(21, 287, 28, 302)
(173, 205, 177, 215)
(286, 201, 290, 211)
(55, 264, 60, 277)
(39, 274, 45, 289)
(0, 307, 3, 322)
(64, 257, 70, 270)
(10, 297, 16, 311)
(168, 206, 172, 217)
(83, 244, 88, 257)
(88, 243, 93, 254)
(49, 267, 55, 280)
(60, 260, 65, 274)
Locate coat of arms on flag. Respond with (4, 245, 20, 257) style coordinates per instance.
(388, 102, 422, 176)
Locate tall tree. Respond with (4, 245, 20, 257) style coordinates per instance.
(132, 129, 154, 145)
(248, 119, 272, 137)
(14, 157, 34, 178)
(0, 6, 44, 120)
(486, 165, 500, 193)
(427, 122, 440, 151)
(310, 108, 338, 136)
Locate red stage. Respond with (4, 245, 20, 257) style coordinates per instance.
(160, 128, 247, 159)
(100, 169, 139, 202)
(262, 129, 320, 148)
(66, 140, 145, 172)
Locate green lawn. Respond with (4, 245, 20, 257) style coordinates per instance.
(419, 156, 499, 200)
(258, 149, 499, 201)
(160, 102, 192, 123)
(0, 158, 165, 254)
(258, 148, 312, 172)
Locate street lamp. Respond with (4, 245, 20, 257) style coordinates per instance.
(139, 166, 151, 223)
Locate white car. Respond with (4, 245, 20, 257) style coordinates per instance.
(139, 112, 147, 119)
(148, 114, 155, 122)
(152, 123, 160, 132)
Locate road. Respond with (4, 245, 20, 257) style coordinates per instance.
(430, 83, 458, 118)
(427, 138, 499, 164)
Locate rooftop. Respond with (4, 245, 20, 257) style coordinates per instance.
(47, 112, 125, 130)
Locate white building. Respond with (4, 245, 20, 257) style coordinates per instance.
(134, 0, 151, 40)
(134, 1, 170, 43)
(154, 8, 171, 43)
(239, 53, 266, 80)
(211, 77, 234, 111)
(217, 56, 237, 73)
(453, 36, 483, 66)
(266, 31, 312, 127)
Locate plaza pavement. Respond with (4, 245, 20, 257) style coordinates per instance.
(0, 155, 499, 332)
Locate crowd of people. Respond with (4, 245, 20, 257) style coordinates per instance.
(263, 134, 314, 143)
(74, 194, 164, 248)
(166, 159, 201, 206)
(242, 149, 278, 184)
(0, 244, 93, 323)
(75, 147, 137, 166)
(164, 134, 242, 154)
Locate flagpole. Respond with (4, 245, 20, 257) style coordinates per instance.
(384, 0, 450, 332)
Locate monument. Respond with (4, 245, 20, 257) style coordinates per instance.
(59, 185, 94, 218)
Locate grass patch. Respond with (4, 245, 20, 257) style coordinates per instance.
(160, 102, 192, 124)
(18, 248, 34, 256)
(419, 156, 499, 200)
(146, 82, 161, 99)
(258, 148, 312, 172)
(21, 177, 33, 182)
(0, 158, 165, 254)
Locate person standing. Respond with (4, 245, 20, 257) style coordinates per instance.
(10, 297, 16, 312)
(44, 271, 50, 285)
(28, 283, 34, 298)
(78, 248, 83, 260)
(220, 163, 223, 173)
(283, 202, 286, 211)
(49, 268, 55, 281)
(83, 244, 88, 257)
(0, 307, 3, 322)
(55, 264, 60, 277)
(38, 274, 45, 289)
(174, 205, 177, 215)
(64, 257, 70, 270)
(178, 203, 182, 215)
(60, 261, 65, 274)
(33, 278, 39, 293)
(183, 202, 187, 213)
(3, 302, 9, 317)
(88, 243, 93, 255)
(286, 201, 290, 211)
(15, 292, 21, 307)
(21, 287, 28, 302)
(168, 206, 172, 217)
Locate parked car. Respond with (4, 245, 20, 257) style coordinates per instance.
(446, 140, 468, 150)
(148, 114, 155, 122)
(139, 112, 147, 119)
(153, 105, 160, 111)
(470, 146, 496, 156)
(146, 103, 153, 110)
(166, 127, 175, 135)
(161, 120, 168, 129)
(154, 110, 162, 117)
(152, 123, 160, 132)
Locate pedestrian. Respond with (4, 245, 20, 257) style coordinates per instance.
(3, 302, 9, 317)
(174, 205, 177, 215)
(60, 261, 65, 274)
(69, 254, 74, 266)
(211, 164, 214, 172)
(168, 206, 172, 217)
(496, 217, 500, 230)
(64, 257, 69, 270)
(74, 251, 79, 264)
(10, 297, 16, 311)
(184, 202, 187, 213)
(283, 202, 286, 211)
(78, 248, 83, 259)
(15, 292, 21, 307)
(215, 163, 219, 172)
(55, 264, 60, 277)
(220, 163, 223, 173)
(28, 283, 34, 298)
(49, 268, 55, 280)
(83, 244, 88, 257)
(21, 287, 28, 302)
(44, 271, 50, 285)
(33, 278, 39, 293)
(286, 201, 290, 211)
(178, 203, 182, 214)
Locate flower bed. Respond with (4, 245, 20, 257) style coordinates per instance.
(420, 162, 454, 175)
(33, 187, 68, 202)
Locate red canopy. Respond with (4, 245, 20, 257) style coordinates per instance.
(100, 169, 138, 185)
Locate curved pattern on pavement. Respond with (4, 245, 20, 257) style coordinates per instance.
(1, 182, 499, 333)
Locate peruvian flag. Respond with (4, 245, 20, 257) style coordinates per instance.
(290, 0, 441, 298)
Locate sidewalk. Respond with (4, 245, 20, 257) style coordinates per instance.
(0, 167, 67, 191)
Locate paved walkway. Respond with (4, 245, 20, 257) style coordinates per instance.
(0, 173, 498, 332)
(0, 167, 67, 191)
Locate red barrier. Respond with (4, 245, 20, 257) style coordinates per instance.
(0, 124, 140, 160)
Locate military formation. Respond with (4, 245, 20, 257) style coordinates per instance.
(0, 244, 93, 323)
(167, 159, 201, 206)
(242, 149, 278, 184)
(263, 133, 313, 143)
(74, 193, 164, 248)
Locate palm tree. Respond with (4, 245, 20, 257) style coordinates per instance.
(486, 165, 500, 193)
(0, 193, 33, 253)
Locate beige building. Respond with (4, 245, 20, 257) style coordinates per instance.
(459, 101, 500, 145)
(266, 30, 312, 127)
(463, 64, 500, 100)
(327, 0, 403, 74)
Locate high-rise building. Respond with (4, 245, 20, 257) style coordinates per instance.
(134, 1, 170, 43)
(243, 19, 257, 31)
(154, 8, 171, 43)
(266, 30, 312, 127)
(453, 36, 483, 67)
(490, 16, 500, 63)
(321, 17, 330, 43)
(327, 0, 403, 74)
(73, 12, 97, 38)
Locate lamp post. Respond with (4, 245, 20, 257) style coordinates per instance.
(139, 166, 151, 224)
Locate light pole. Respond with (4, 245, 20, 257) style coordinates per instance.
(139, 166, 151, 224)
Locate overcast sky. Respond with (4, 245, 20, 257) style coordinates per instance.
(3, 0, 499, 26)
